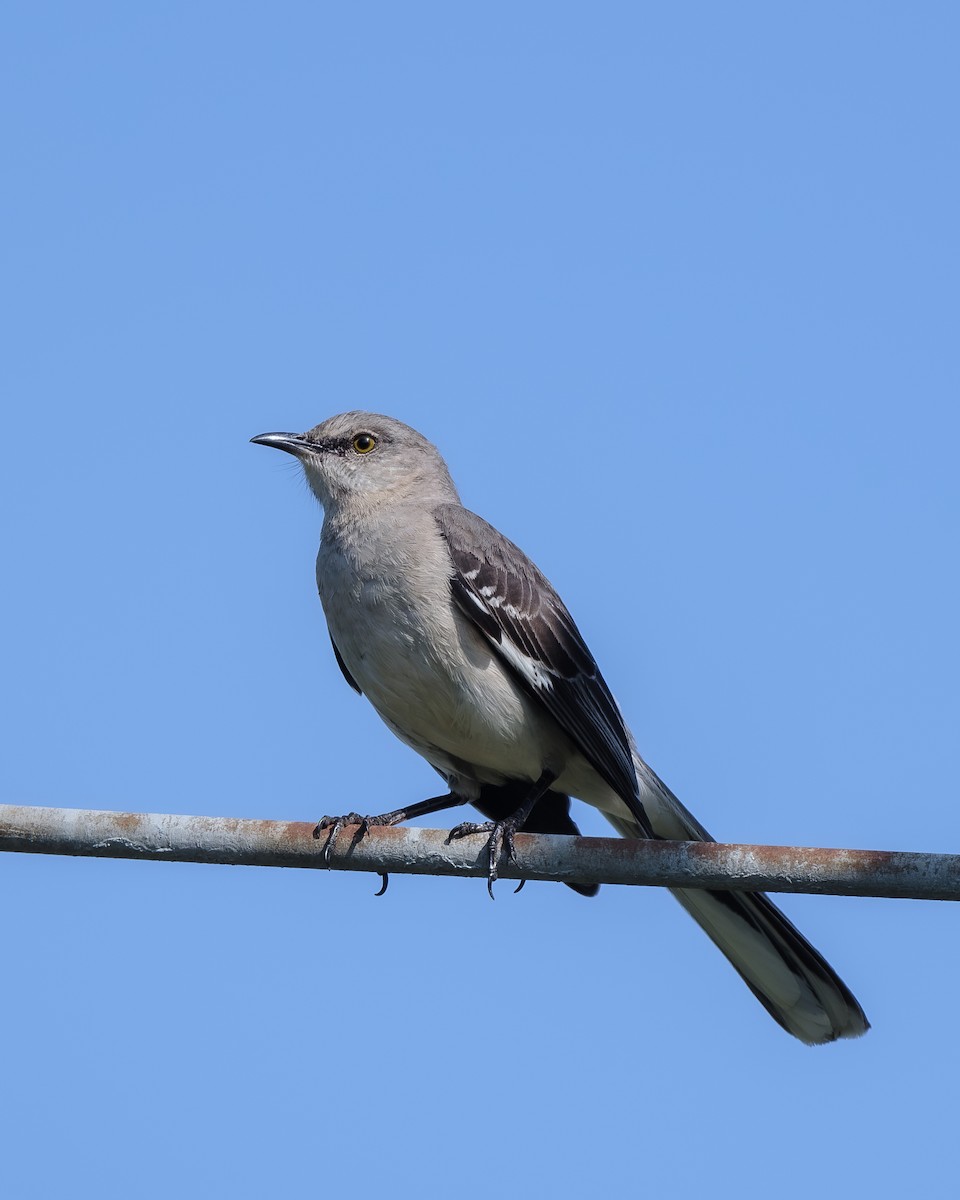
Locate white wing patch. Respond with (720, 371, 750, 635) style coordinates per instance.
(478, 585, 525, 620)
(467, 583, 522, 619)
(493, 635, 556, 693)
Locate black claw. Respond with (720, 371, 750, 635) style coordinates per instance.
(485, 834, 499, 893)
(447, 820, 493, 841)
(322, 819, 344, 865)
(375, 873, 389, 897)
(513, 879, 526, 894)
(504, 825, 521, 871)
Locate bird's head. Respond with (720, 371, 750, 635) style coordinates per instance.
(251, 411, 459, 511)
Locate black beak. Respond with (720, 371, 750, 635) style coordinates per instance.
(250, 432, 309, 457)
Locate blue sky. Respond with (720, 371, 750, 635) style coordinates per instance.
(2, 3, 958, 1196)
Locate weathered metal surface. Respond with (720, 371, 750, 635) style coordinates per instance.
(1, 803, 958, 900)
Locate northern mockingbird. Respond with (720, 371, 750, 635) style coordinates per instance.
(252, 412, 868, 1044)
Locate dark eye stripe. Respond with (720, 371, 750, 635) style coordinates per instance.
(298, 434, 381, 456)
(300, 436, 347, 456)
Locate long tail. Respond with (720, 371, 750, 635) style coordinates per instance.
(609, 745, 869, 1045)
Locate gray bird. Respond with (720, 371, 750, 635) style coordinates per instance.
(252, 412, 869, 1044)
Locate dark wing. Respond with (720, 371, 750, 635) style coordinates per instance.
(435, 504, 654, 837)
(330, 635, 362, 694)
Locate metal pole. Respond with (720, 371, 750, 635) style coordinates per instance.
(1, 803, 957, 899)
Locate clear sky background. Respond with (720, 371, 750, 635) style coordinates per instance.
(2, 4, 958, 1197)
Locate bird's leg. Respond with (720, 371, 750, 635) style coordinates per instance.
(448, 771, 557, 898)
(314, 793, 469, 893)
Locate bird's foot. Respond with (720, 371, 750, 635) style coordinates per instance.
(447, 817, 526, 899)
(314, 809, 407, 895)
(314, 810, 402, 858)
(312, 792, 470, 896)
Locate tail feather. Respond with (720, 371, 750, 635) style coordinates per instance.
(671, 887, 868, 1043)
(606, 747, 869, 1044)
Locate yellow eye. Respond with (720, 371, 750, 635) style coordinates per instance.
(352, 433, 377, 454)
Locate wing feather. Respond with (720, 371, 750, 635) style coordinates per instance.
(436, 504, 653, 836)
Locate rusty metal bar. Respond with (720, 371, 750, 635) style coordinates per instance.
(1, 803, 958, 899)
